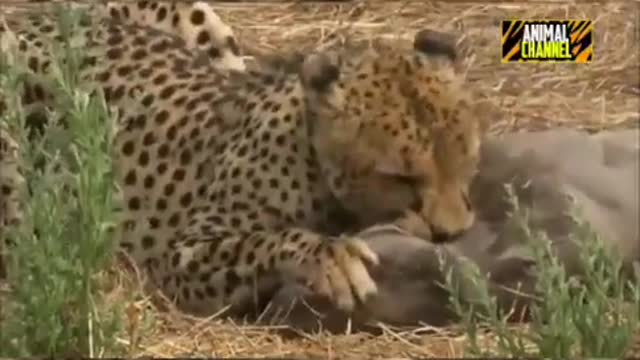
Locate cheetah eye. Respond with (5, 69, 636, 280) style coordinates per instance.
(387, 174, 424, 211)
(390, 174, 419, 187)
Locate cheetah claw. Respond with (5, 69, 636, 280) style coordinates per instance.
(310, 236, 379, 312)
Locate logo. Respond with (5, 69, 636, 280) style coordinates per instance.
(501, 20, 593, 63)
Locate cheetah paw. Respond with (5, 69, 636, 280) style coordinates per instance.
(308, 237, 379, 312)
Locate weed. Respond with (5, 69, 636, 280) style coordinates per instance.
(0, 4, 123, 357)
(442, 184, 640, 357)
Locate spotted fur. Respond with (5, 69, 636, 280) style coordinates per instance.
(103, 1, 245, 71)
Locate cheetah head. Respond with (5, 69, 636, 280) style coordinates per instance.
(300, 30, 488, 242)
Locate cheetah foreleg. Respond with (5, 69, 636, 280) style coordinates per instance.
(164, 226, 380, 314)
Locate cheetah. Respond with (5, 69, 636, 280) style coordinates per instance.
(0, 9, 485, 316)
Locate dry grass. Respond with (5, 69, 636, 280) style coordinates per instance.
(2, 0, 639, 358)
(103, 260, 475, 358)
(216, 1, 639, 135)
(105, 256, 640, 358)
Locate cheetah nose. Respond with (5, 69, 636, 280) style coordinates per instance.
(430, 227, 465, 244)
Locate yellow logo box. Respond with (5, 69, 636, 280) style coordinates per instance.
(502, 20, 593, 64)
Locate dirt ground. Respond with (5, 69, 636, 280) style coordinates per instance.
(1, 0, 639, 358)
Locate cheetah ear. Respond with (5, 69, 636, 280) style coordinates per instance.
(299, 51, 347, 123)
(300, 51, 342, 94)
(413, 29, 460, 63)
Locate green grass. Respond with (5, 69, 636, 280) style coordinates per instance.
(0, 3, 638, 358)
(442, 185, 640, 358)
(0, 5, 123, 357)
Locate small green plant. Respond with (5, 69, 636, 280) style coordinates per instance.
(553, 207, 638, 357)
(442, 184, 640, 358)
(0, 4, 123, 357)
(442, 253, 530, 357)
